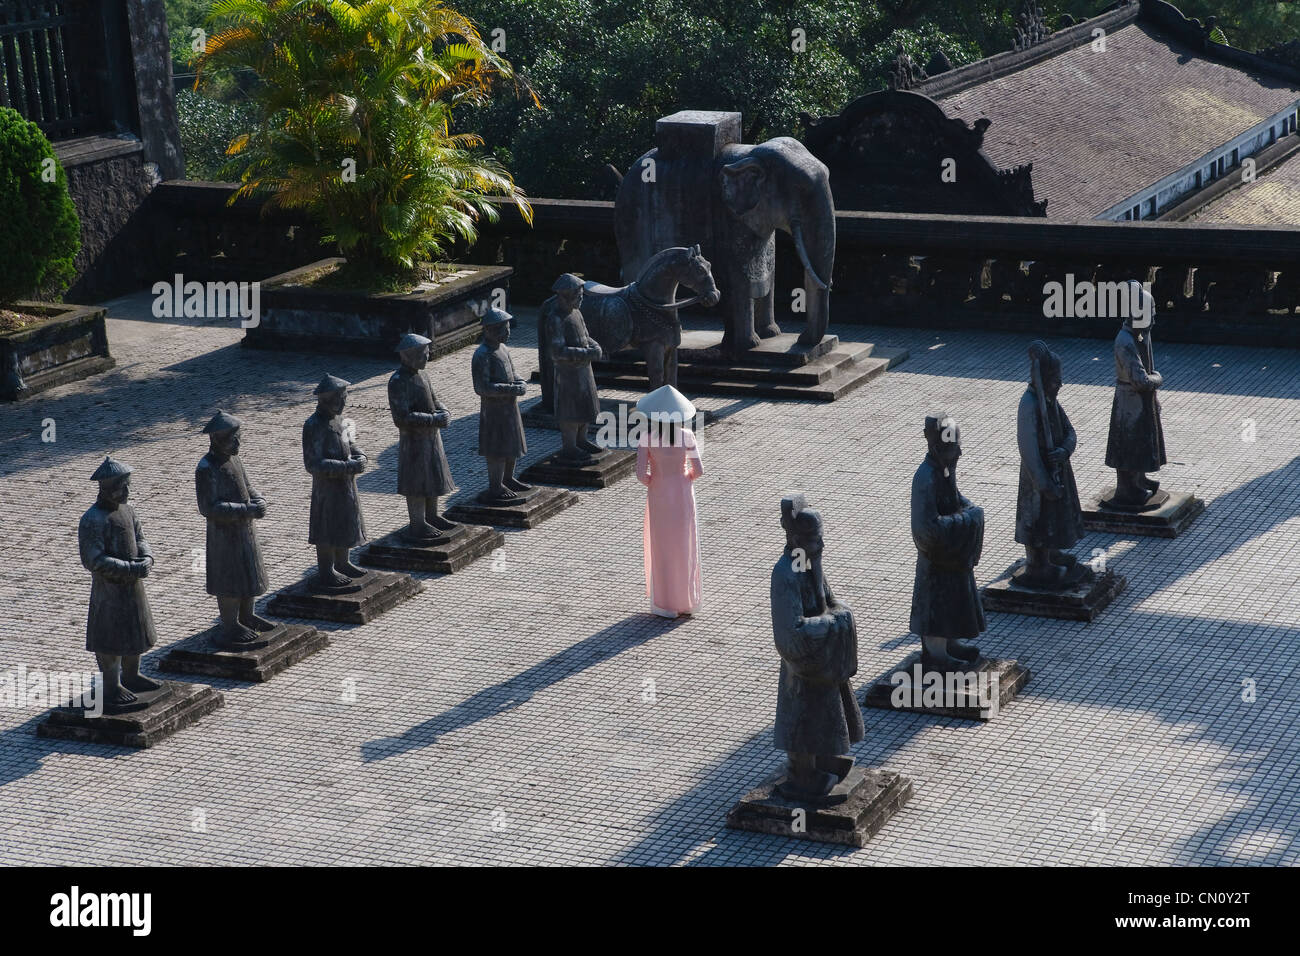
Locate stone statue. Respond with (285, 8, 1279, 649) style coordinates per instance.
(78, 457, 165, 712)
(910, 414, 986, 673)
(1015, 341, 1089, 588)
(196, 410, 276, 645)
(546, 274, 606, 464)
(472, 307, 533, 503)
(616, 113, 834, 356)
(303, 374, 369, 589)
(771, 493, 865, 803)
(388, 332, 458, 542)
(1104, 281, 1167, 510)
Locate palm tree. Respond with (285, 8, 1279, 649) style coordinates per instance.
(197, 0, 535, 286)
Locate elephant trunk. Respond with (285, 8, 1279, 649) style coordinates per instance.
(792, 191, 835, 347)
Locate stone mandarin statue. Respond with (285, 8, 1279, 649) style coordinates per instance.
(471, 307, 533, 503)
(303, 374, 370, 590)
(771, 494, 865, 803)
(1105, 281, 1168, 510)
(546, 273, 606, 464)
(388, 332, 458, 542)
(196, 410, 276, 645)
(78, 457, 165, 712)
(910, 414, 986, 673)
(1016, 341, 1089, 589)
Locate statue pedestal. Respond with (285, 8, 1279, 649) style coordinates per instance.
(520, 449, 637, 489)
(159, 623, 328, 682)
(981, 563, 1126, 621)
(725, 766, 914, 847)
(266, 569, 422, 624)
(1081, 489, 1205, 538)
(444, 486, 579, 529)
(37, 681, 224, 748)
(586, 326, 909, 402)
(360, 524, 504, 573)
(861, 653, 1030, 722)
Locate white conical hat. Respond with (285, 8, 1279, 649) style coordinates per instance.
(636, 385, 696, 421)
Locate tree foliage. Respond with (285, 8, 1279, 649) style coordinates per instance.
(196, 0, 534, 284)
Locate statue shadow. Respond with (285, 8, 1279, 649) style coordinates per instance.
(857, 323, 1300, 401)
(0, 711, 128, 788)
(359, 615, 684, 763)
(0, 341, 390, 478)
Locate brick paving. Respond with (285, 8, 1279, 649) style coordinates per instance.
(2, 295, 1298, 866)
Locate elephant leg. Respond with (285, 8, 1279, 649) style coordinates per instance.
(720, 294, 760, 357)
(798, 283, 830, 347)
(755, 286, 779, 338)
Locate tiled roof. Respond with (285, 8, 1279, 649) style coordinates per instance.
(1188, 149, 1300, 224)
(938, 22, 1300, 220)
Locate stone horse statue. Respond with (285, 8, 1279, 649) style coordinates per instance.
(539, 246, 720, 406)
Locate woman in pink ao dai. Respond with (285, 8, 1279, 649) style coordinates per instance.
(635, 385, 704, 618)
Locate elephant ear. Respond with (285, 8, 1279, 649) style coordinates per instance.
(720, 158, 765, 216)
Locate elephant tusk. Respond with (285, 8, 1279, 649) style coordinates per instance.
(791, 223, 830, 291)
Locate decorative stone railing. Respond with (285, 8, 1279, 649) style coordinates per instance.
(141, 182, 1300, 348)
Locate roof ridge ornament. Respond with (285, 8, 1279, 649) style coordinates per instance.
(887, 43, 928, 91)
(1012, 1, 1052, 52)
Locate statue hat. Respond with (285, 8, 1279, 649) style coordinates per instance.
(1125, 279, 1155, 327)
(636, 385, 696, 422)
(780, 492, 822, 535)
(202, 409, 242, 434)
(480, 307, 513, 328)
(551, 273, 583, 293)
(395, 332, 432, 354)
(313, 373, 351, 395)
(90, 456, 132, 482)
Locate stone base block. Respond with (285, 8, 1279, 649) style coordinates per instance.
(159, 623, 328, 682)
(360, 523, 504, 573)
(520, 449, 637, 489)
(861, 653, 1030, 721)
(981, 562, 1126, 621)
(37, 681, 224, 748)
(444, 486, 580, 529)
(1081, 489, 1205, 538)
(725, 766, 914, 847)
(266, 569, 422, 624)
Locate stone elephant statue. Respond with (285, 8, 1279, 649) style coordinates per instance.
(616, 125, 835, 358)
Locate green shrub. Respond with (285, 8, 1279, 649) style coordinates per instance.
(0, 107, 80, 306)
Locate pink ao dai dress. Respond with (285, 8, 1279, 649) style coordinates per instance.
(636, 428, 703, 617)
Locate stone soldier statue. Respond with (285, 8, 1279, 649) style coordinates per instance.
(910, 413, 986, 673)
(196, 410, 276, 645)
(303, 374, 369, 589)
(472, 307, 533, 503)
(79, 457, 165, 712)
(388, 332, 458, 542)
(1105, 281, 1168, 510)
(547, 274, 606, 463)
(1016, 341, 1089, 589)
(771, 493, 865, 803)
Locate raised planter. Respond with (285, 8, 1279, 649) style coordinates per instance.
(244, 257, 514, 358)
(1, 302, 115, 401)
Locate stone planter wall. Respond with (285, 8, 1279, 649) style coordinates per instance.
(1, 302, 115, 401)
(244, 258, 514, 357)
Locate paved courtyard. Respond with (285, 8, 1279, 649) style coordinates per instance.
(2, 295, 1298, 866)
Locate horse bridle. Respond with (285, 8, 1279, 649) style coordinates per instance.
(628, 280, 703, 312)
